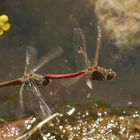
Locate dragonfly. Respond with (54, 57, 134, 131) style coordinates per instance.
(75, 26, 116, 88)
(0, 27, 116, 90)
(0, 27, 116, 117)
(61, 26, 116, 88)
(15, 46, 64, 119)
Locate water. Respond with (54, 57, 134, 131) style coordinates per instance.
(0, 0, 140, 139)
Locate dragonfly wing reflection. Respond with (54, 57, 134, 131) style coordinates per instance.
(24, 46, 38, 74)
(26, 80, 52, 119)
(73, 27, 90, 70)
(30, 47, 63, 73)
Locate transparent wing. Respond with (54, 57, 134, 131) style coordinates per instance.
(24, 46, 37, 74)
(93, 25, 102, 66)
(86, 26, 102, 89)
(17, 82, 26, 118)
(61, 74, 93, 89)
(30, 47, 63, 73)
(61, 28, 91, 87)
(86, 78, 93, 89)
(60, 74, 84, 87)
(19, 82, 26, 110)
(73, 27, 90, 70)
(27, 80, 52, 119)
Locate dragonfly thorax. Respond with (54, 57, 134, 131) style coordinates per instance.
(91, 67, 116, 81)
(22, 73, 50, 87)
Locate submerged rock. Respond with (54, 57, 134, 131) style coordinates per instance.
(91, 0, 140, 51)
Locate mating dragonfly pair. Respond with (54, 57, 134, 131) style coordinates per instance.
(0, 27, 116, 119)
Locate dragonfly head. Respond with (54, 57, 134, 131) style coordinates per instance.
(91, 67, 116, 81)
(106, 69, 116, 80)
(42, 78, 50, 86)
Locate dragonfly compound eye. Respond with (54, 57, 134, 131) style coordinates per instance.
(91, 70, 105, 81)
(107, 69, 116, 80)
(42, 78, 51, 86)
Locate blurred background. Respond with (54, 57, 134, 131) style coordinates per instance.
(0, 0, 140, 118)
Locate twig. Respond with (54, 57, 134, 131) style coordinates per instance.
(15, 113, 59, 140)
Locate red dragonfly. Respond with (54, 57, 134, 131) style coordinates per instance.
(12, 46, 64, 119)
(0, 28, 116, 89)
(0, 46, 85, 119)
(0, 27, 116, 118)
(61, 26, 116, 88)
(0, 27, 116, 90)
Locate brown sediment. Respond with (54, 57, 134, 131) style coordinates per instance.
(0, 116, 33, 140)
(0, 103, 139, 139)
